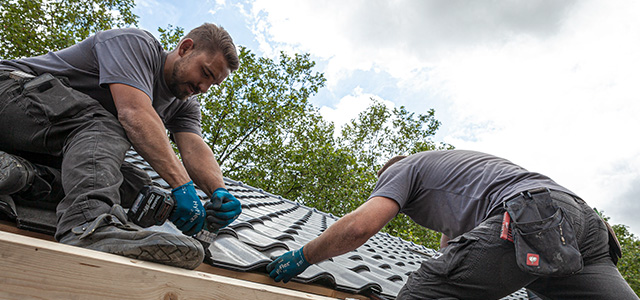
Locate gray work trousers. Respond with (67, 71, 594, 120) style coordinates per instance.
(396, 190, 638, 299)
(0, 72, 149, 240)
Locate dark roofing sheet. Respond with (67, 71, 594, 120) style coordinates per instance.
(0, 150, 529, 300)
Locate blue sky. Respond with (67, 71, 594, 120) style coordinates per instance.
(133, 0, 640, 235)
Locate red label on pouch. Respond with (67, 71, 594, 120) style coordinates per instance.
(527, 253, 540, 266)
(500, 212, 513, 242)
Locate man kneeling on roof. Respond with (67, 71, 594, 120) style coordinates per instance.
(0, 23, 242, 269)
(267, 150, 637, 299)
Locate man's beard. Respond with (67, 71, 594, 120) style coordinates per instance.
(167, 58, 191, 100)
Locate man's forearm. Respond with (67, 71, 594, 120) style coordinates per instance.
(174, 132, 225, 197)
(304, 212, 372, 264)
(267, 197, 399, 283)
(120, 109, 190, 188)
(303, 196, 400, 264)
(110, 83, 191, 189)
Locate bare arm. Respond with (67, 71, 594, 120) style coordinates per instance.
(440, 234, 451, 249)
(303, 196, 400, 264)
(173, 131, 225, 197)
(110, 83, 190, 188)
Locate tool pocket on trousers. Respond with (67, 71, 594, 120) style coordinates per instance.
(506, 190, 583, 277)
(22, 73, 91, 122)
(435, 234, 479, 280)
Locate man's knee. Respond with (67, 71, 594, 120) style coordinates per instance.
(119, 161, 152, 208)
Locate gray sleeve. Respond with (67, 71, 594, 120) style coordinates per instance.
(93, 31, 160, 101)
(368, 162, 416, 209)
(165, 99, 203, 136)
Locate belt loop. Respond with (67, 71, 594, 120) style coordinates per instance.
(522, 187, 550, 199)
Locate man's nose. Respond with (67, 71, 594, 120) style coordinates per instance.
(198, 82, 212, 94)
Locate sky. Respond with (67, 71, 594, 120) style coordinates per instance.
(133, 0, 640, 235)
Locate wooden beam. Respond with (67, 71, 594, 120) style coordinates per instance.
(0, 222, 369, 300)
(0, 231, 346, 300)
(195, 264, 369, 300)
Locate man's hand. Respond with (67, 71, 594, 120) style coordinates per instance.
(169, 180, 206, 236)
(267, 247, 311, 283)
(204, 188, 242, 231)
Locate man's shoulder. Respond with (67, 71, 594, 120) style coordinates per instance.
(93, 28, 157, 44)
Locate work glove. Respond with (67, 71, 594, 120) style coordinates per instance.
(266, 247, 311, 283)
(169, 180, 206, 236)
(204, 187, 242, 231)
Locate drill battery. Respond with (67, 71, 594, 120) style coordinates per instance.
(128, 185, 174, 228)
(127, 185, 217, 244)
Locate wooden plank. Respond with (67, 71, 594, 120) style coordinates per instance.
(0, 231, 343, 300)
(0, 222, 369, 300)
(195, 264, 369, 300)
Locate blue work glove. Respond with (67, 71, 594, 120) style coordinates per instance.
(169, 181, 206, 236)
(204, 188, 242, 231)
(266, 247, 311, 283)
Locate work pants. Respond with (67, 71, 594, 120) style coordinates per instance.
(0, 72, 149, 240)
(396, 190, 638, 300)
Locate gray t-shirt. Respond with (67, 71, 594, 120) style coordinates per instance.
(369, 150, 575, 238)
(0, 28, 201, 135)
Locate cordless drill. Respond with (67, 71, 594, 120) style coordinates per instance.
(127, 185, 218, 244)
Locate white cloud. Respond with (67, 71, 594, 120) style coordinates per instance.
(433, 1, 640, 220)
(247, 0, 576, 86)
(319, 87, 395, 134)
(245, 0, 640, 233)
(208, 0, 227, 15)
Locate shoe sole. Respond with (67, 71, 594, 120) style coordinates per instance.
(68, 231, 205, 269)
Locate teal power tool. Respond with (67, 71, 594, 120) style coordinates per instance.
(127, 185, 218, 244)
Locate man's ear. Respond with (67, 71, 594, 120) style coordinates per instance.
(178, 38, 195, 57)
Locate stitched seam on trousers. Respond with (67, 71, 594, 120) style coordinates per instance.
(89, 133, 98, 193)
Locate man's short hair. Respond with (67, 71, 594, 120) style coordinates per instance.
(184, 23, 239, 71)
(377, 155, 407, 178)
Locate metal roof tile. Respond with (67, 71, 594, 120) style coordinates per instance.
(0, 150, 530, 300)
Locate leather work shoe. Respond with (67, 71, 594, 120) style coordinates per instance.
(0, 151, 34, 195)
(59, 204, 205, 269)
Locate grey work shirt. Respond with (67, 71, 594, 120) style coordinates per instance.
(0, 28, 201, 135)
(369, 150, 575, 238)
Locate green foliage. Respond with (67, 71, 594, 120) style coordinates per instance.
(198, 46, 451, 247)
(337, 98, 452, 246)
(384, 214, 443, 250)
(0, 0, 138, 59)
(595, 209, 640, 296)
(613, 223, 640, 295)
(158, 25, 184, 51)
(339, 98, 452, 176)
(200, 47, 333, 206)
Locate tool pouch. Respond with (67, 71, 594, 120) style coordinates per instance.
(504, 188, 583, 277)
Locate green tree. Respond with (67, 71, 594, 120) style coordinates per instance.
(337, 99, 453, 249)
(339, 99, 450, 174)
(596, 210, 640, 295)
(0, 0, 138, 59)
(198, 46, 452, 248)
(157, 24, 183, 51)
(200, 47, 332, 204)
(613, 224, 640, 295)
